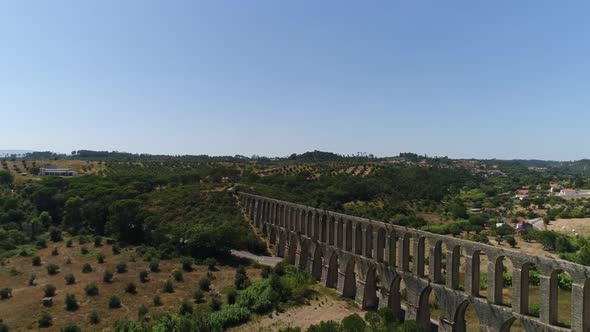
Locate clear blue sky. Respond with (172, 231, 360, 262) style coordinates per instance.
(1, 1, 589, 160)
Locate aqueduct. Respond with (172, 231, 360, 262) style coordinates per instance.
(238, 192, 590, 332)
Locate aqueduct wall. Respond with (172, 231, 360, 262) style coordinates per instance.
(238, 192, 590, 332)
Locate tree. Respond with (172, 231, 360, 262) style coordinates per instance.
(63, 197, 84, 233)
(0, 170, 13, 185)
(506, 235, 518, 248)
(107, 199, 143, 243)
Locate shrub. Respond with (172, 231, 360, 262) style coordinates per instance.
(96, 252, 105, 264)
(139, 270, 149, 283)
(529, 303, 540, 317)
(179, 301, 193, 315)
(51, 248, 59, 256)
(116, 262, 127, 273)
(149, 259, 160, 272)
(227, 288, 238, 305)
(138, 304, 148, 319)
(341, 314, 367, 332)
(88, 310, 100, 324)
(153, 295, 162, 306)
(205, 257, 218, 271)
(103, 270, 113, 283)
(235, 269, 251, 290)
(64, 273, 76, 285)
(125, 282, 137, 294)
(61, 324, 81, 332)
(85, 283, 99, 296)
(82, 263, 92, 273)
(162, 280, 174, 293)
(173, 269, 183, 282)
(43, 284, 56, 297)
(112, 243, 121, 255)
(94, 236, 102, 247)
(29, 274, 36, 286)
(193, 289, 205, 303)
(210, 294, 222, 311)
(80, 246, 89, 255)
(308, 321, 339, 332)
(78, 236, 89, 245)
(208, 304, 251, 328)
(38, 312, 52, 328)
(0, 287, 12, 299)
(181, 257, 193, 272)
(32, 256, 42, 266)
(65, 293, 79, 311)
(36, 239, 47, 249)
(108, 295, 121, 309)
(49, 227, 62, 242)
(46, 264, 59, 275)
(399, 320, 422, 332)
(199, 277, 211, 291)
(66, 239, 73, 248)
(261, 265, 272, 279)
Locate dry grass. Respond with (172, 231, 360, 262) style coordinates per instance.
(2, 160, 106, 183)
(546, 218, 590, 237)
(0, 241, 260, 331)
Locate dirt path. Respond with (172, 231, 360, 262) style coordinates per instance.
(231, 250, 283, 267)
(230, 293, 363, 332)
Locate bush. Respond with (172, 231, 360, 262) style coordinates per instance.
(0, 287, 12, 299)
(43, 284, 56, 297)
(208, 304, 251, 328)
(341, 314, 367, 332)
(173, 269, 184, 282)
(139, 270, 149, 283)
(193, 289, 205, 303)
(399, 320, 422, 332)
(103, 270, 113, 283)
(210, 294, 222, 311)
(112, 243, 121, 255)
(153, 295, 162, 306)
(29, 274, 36, 286)
(79, 236, 89, 245)
(149, 259, 160, 272)
(261, 265, 272, 279)
(64, 273, 76, 285)
(88, 310, 100, 324)
(199, 277, 211, 291)
(46, 264, 59, 275)
(85, 283, 99, 296)
(205, 257, 218, 271)
(235, 268, 250, 290)
(61, 324, 81, 332)
(32, 256, 42, 266)
(181, 257, 194, 272)
(65, 293, 79, 311)
(36, 239, 47, 249)
(125, 282, 137, 294)
(138, 304, 148, 319)
(529, 303, 540, 317)
(82, 263, 92, 273)
(308, 321, 340, 332)
(49, 227, 62, 242)
(38, 312, 52, 328)
(162, 280, 174, 293)
(109, 295, 121, 309)
(66, 239, 73, 248)
(116, 262, 127, 273)
(51, 248, 59, 256)
(94, 236, 103, 247)
(179, 301, 194, 315)
(80, 246, 89, 255)
(227, 288, 238, 305)
(96, 252, 105, 264)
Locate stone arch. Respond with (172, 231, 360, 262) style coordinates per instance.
(492, 255, 513, 307)
(400, 233, 412, 272)
(298, 238, 310, 271)
(287, 233, 298, 265)
(517, 262, 539, 317)
(276, 231, 287, 257)
(415, 236, 426, 277)
(446, 244, 462, 290)
(416, 285, 433, 332)
(468, 249, 488, 298)
(306, 210, 313, 237)
(311, 245, 323, 281)
(313, 212, 320, 240)
(345, 219, 353, 251)
(328, 216, 336, 245)
(548, 269, 572, 327)
(278, 204, 285, 227)
(376, 227, 386, 263)
(388, 275, 405, 320)
(326, 251, 339, 289)
(269, 225, 277, 245)
(362, 265, 378, 310)
(388, 232, 397, 267)
(320, 214, 328, 243)
(431, 240, 445, 284)
(299, 209, 306, 233)
(354, 223, 363, 255)
(365, 224, 373, 258)
(343, 258, 357, 299)
(453, 300, 481, 332)
(336, 217, 344, 249)
(261, 222, 268, 237)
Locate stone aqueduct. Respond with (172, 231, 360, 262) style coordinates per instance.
(238, 192, 590, 332)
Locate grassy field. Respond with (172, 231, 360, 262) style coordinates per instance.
(547, 218, 590, 237)
(1, 159, 106, 183)
(0, 240, 261, 331)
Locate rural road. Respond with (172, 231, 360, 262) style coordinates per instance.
(231, 250, 283, 267)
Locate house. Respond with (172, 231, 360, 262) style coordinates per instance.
(515, 194, 529, 200)
(39, 168, 77, 176)
(514, 218, 533, 234)
(517, 189, 529, 195)
(559, 189, 577, 197)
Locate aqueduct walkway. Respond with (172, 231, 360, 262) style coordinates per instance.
(238, 192, 590, 332)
